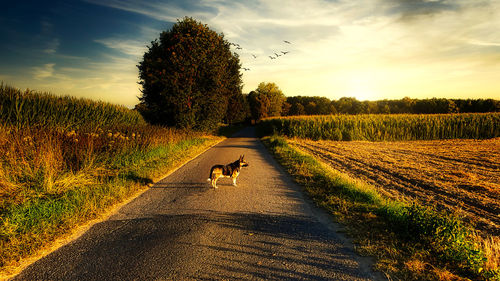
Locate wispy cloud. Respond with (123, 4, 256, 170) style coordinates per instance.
(33, 63, 56, 80)
(94, 38, 148, 57)
(84, 0, 217, 22)
(44, 38, 60, 54)
(384, 0, 458, 20)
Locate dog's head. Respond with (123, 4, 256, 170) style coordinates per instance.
(238, 155, 249, 167)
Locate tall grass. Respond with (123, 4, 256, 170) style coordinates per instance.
(258, 113, 500, 141)
(0, 84, 220, 274)
(0, 83, 145, 129)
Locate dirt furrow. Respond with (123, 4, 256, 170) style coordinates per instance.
(291, 139, 500, 236)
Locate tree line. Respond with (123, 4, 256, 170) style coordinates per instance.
(283, 96, 500, 116)
(210, 85, 500, 124)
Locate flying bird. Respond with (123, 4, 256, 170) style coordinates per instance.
(283, 40, 291, 44)
(236, 47, 242, 50)
(243, 67, 250, 71)
(252, 54, 257, 58)
(269, 56, 275, 60)
(281, 51, 290, 55)
(274, 52, 281, 57)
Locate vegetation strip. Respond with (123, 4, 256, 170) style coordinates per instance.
(261, 135, 499, 281)
(0, 136, 221, 278)
(259, 113, 500, 141)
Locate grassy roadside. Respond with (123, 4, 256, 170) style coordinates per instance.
(0, 132, 222, 277)
(261, 135, 499, 281)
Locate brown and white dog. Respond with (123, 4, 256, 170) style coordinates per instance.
(207, 155, 249, 188)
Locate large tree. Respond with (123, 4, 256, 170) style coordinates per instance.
(137, 17, 242, 130)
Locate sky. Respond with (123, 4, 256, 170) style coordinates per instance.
(1, 0, 499, 107)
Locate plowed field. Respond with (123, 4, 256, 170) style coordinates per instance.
(290, 138, 500, 236)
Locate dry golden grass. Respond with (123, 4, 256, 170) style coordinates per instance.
(0, 124, 204, 213)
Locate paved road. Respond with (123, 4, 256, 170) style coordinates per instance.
(14, 127, 384, 281)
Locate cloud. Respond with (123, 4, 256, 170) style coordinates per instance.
(44, 38, 60, 54)
(84, 0, 217, 22)
(467, 40, 500, 47)
(94, 38, 148, 57)
(384, 0, 458, 19)
(33, 63, 56, 80)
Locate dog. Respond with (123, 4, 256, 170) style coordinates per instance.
(207, 155, 249, 189)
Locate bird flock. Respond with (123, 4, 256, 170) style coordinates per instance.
(229, 40, 292, 71)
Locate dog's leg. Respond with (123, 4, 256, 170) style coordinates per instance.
(232, 176, 237, 186)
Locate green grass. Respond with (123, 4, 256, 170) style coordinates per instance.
(262, 135, 499, 280)
(258, 113, 500, 141)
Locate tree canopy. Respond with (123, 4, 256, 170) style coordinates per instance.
(255, 82, 286, 117)
(137, 17, 243, 131)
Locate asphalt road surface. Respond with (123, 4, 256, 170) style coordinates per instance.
(14, 127, 384, 281)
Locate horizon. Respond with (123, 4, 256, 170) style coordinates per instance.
(1, 0, 500, 107)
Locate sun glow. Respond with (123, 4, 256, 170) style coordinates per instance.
(346, 76, 379, 101)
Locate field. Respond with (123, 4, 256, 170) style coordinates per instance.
(290, 138, 500, 237)
(259, 113, 500, 141)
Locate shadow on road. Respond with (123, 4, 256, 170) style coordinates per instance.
(14, 211, 369, 281)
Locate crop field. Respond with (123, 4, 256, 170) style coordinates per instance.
(259, 113, 500, 141)
(290, 137, 500, 237)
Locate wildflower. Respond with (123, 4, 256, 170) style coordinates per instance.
(131, 133, 136, 137)
(107, 133, 112, 137)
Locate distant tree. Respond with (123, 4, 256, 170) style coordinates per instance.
(305, 101, 317, 115)
(328, 103, 338, 114)
(335, 97, 362, 114)
(364, 101, 378, 114)
(255, 82, 286, 117)
(247, 91, 270, 121)
(314, 97, 332, 115)
(400, 97, 415, 113)
(289, 102, 306, 115)
(281, 101, 292, 116)
(137, 17, 242, 130)
(226, 93, 250, 124)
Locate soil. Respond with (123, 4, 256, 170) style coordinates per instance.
(290, 138, 500, 237)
